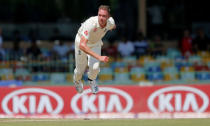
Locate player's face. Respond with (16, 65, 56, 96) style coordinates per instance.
(98, 9, 109, 28)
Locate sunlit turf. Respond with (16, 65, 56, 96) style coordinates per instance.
(0, 118, 210, 126)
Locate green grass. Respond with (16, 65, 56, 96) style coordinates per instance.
(0, 118, 210, 126)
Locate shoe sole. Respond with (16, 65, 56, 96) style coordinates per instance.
(74, 81, 83, 94)
(76, 87, 83, 93)
(91, 86, 98, 94)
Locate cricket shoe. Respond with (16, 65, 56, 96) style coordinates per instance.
(88, 79, 99, 94)
(74, 80, 84, 94)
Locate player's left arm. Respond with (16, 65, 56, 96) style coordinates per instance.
(107, 17, 116, 31)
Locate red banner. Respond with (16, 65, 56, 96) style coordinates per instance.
(0, 85, 210, 116)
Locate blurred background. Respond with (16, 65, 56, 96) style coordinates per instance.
(0, 0, 210, 86)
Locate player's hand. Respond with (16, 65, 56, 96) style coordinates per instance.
(99, 56, 109, 63)
(110, 25, 116, 31)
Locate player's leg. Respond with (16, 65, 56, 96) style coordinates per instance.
(74, 46, 87, 93)
(87, 45, 101, 94)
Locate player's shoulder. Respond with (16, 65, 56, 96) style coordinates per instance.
(83, 16, 98, 27)
(86, 16, 98, 23)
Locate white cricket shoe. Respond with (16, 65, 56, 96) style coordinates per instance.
(74, 80, 84, 94)
(88, 80, 99, 94)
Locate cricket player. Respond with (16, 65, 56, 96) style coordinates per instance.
(73, 5, 116, 94)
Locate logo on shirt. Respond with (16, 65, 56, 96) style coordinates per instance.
(93, 28, 97, 32)
(84, 30, 88, 36)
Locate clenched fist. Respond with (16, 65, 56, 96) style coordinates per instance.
(99, 56, 109, 63)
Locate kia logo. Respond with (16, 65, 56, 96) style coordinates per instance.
(2, 88, 64, 114)
(71, 87, 133, 114)
(148, 86, 209, 113)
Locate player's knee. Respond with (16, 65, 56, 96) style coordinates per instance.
(89, 68, 100, 74)
(88, 69, 99, 80)
(74, 69, 84, 76)
(91, 62, 100, 73)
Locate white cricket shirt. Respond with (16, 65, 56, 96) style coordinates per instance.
(76, 16, 115, 48)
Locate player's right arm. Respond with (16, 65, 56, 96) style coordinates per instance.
(79, 36, 109, 63)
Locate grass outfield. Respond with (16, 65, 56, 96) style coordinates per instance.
(0, 118, 210, 126)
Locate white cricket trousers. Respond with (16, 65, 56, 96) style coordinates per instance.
(74, 42, 101, 82)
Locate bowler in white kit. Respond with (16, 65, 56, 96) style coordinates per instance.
(73, 5, 116, 94)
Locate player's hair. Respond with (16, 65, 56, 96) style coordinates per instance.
(98, 5, 111, 14)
